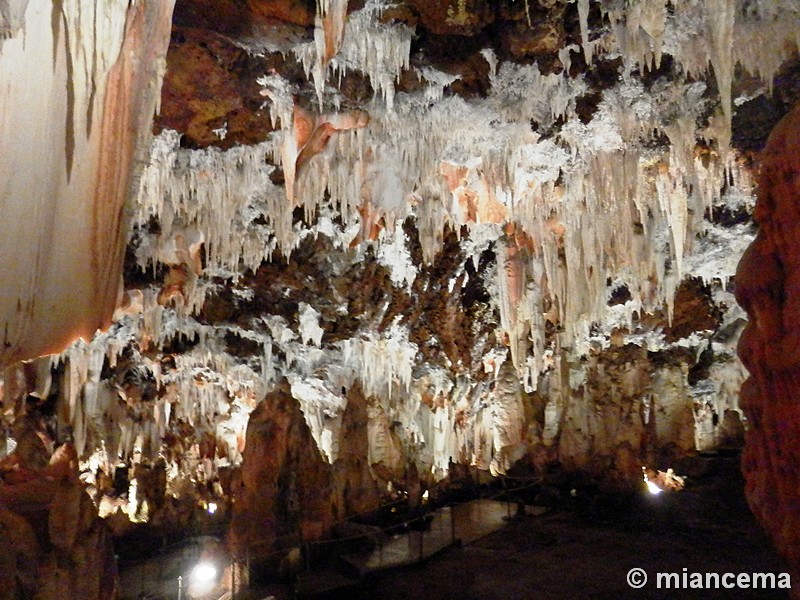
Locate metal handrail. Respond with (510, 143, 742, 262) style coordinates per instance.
(118, 474, 546, 598)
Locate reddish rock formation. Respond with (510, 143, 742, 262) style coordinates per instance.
(736, 103, 800, 592)
(230, 379, 335, 558)
(230, 380, 383, 560)
(156, 26, 277, 149)
(247, 0, 316, 27)
(406, 0, 495, 36)
(0, 439, 118, 599)
(640, 277, 723, 343)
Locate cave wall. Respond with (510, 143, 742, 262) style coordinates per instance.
(736, 103, 800, 585)
(0, 433, 118, 600)
(0, 2, 175, 598)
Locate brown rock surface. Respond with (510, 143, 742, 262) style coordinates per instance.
(230, 379, 336, 557)
(406, 0, 495, 36)
(0, 442, 119, 600)
(155, 27, 276, 149)
(735, 103, 800, 592)
(247, 0, 316, 27)
(230, 380, 386, 559)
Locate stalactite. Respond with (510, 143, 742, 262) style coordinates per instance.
(135, 130, 284, 283)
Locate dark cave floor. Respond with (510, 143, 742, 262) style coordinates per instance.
(272, 454, 792, 600)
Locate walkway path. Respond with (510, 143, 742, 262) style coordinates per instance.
(295, 499, 546, 597)
(341, 499, 514, 574)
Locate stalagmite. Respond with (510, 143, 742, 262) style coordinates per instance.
(736, 104, 800, 585)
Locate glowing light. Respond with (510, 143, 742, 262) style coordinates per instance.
(126, 479, 139, 519)
(191, 562, 217, 584)
(645, 480, 663, 495)
(642, 466, 663, 495)
(207, 502, 218, 514)
(642, 466, 685, 495)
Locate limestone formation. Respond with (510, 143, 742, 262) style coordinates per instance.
(736, 103, 800, 588)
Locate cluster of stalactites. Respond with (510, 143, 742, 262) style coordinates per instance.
(38, 310, 275, 489)
(134, 130, 289, 281)
(63, 0, 786, 487)
(124, 0, 781, 398)
(598, 0, 800, 144)
(295, 0, 413, 110)
(256, 1, 785, 388)
(280, 75, 746, 386)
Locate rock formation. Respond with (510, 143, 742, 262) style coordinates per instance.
(0, 427, 118, 599)
(0, 0, 175, 367)
(736, 103, 800, 587)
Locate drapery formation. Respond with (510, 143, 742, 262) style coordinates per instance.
(0, 0, 175, 367)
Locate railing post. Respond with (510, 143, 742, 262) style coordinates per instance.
(231, 554, 236, 600)
(418, 523, 424, 562)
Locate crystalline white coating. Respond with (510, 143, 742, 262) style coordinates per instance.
(290, 375, 347, 462)
(44, 0, 800, 490)
(298, 303, 325, 347)
(135, 130, 287, 284)
(376, 227, 417, 289)
(340, 321, 418, 400)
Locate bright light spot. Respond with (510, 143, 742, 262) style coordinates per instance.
(645, 480, 662, 495)
(191, 562, 217, 584)
(207, 502, 218, 515)
(126, 479, 140, 520)
(642, 465, 684, 495)
(5, 437, 16, 455)
(422, 490, 429, 501)
(642, 466, 663, 495)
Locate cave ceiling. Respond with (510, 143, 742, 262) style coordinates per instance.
(3, 0, 800, 506)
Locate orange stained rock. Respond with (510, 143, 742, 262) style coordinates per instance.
(246, 0, 315, 26)
(502, 222, 536, 323)
(269, 99, 370, 205)
(735, 103, 800, 586)
(440, 161, 508, 224)
(158, 264, 192, 307)
(504, 241, 526, 321)
(320, 0, 348, 66)
(350, 200, 385, 248)
(505, 222, 537, 255)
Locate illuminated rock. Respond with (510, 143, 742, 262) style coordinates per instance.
(0, 0, 174, 367)
(736, 103, 800, 589)
(0, 0, 799, 564)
